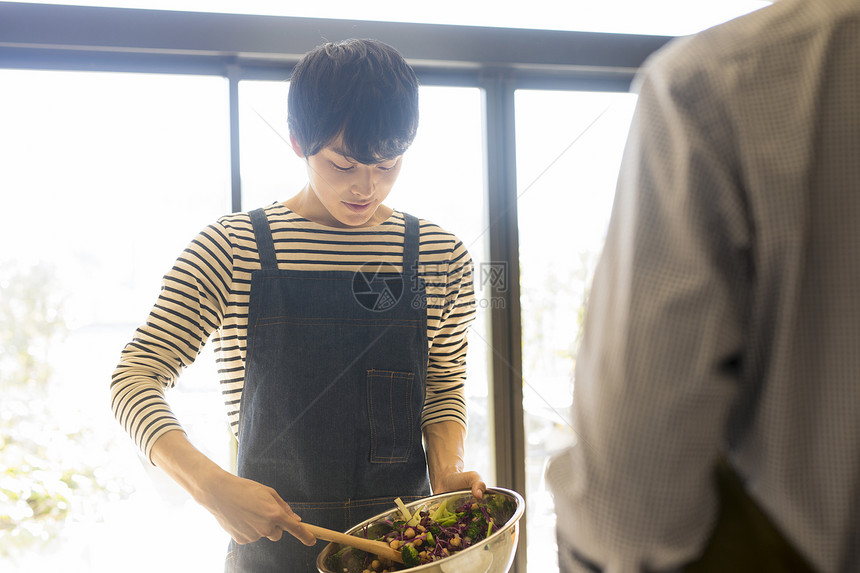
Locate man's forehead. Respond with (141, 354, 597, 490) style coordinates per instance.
(327, 145, 351, 158)
(320, 139, 400, 164)
(321, 135, 351, 159)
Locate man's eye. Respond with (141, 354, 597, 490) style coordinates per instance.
(332, 162, 354, 172)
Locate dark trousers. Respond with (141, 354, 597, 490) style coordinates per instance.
(683, 457, 816, 573)
(557, 458, 817, 573)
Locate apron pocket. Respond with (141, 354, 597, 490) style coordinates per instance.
(367, 369, 416, 463)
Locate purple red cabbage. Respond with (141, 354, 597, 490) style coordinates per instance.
(354, 495, 509, 570)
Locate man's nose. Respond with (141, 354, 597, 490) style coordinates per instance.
(350, 167, 375, 197)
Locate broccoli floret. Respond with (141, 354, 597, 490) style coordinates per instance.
(401, 543, 420, 567)
(465, 520, 484, 542)
(486, 493, 512, 515)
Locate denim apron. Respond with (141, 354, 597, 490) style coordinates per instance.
(225, 208, 432, 572)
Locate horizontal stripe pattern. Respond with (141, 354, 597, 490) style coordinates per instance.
(111, 204, 476, 461)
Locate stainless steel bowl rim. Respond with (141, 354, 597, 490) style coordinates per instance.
(316, 487, 525, 572)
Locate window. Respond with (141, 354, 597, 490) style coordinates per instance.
(0, 3, 773, 571)
(515, 89, 639, 571)
(0, 69, 232, 571)
(7, 0, 771, 35)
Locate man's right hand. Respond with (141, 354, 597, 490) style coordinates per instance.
(198, 471, 316, 545)
(149, 429, 317, 546)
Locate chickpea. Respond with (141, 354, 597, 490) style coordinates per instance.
(389, 539, 401, 550)
(450, 535, 461, 548)
(405, 527, 416, 539)
(371, 559, 381, 570)
(413, 538, 423, 547)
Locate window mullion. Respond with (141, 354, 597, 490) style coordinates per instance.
(482, 70, 527, 573)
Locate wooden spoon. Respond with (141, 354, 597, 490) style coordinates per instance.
(304, 523, 404, 564)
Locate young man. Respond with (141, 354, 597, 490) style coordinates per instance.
(111, 38, 485, 572)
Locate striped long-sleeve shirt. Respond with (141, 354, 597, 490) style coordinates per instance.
(110, 203, 476, 461)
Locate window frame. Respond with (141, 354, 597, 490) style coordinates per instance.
(0, 4, 672, 570)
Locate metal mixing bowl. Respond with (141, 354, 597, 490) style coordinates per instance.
(316, 487, 524, 573)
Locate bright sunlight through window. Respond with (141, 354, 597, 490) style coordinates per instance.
(8, 0, 771, 36)
(1, 3, 772, 572)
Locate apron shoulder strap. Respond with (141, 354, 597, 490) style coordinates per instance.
(249, 208, 277, 271)
(401, 212, 420, 281)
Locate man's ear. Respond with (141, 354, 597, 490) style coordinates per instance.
(289, 134, 305, 158)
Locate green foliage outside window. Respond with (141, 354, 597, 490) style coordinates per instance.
(0, 264, 131, 562)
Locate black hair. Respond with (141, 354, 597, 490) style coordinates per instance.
(287, 38, 420, 164)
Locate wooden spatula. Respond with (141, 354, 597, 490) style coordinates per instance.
(304, 523, 404, 564)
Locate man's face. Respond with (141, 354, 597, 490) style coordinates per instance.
(298, 137, 403, 228)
